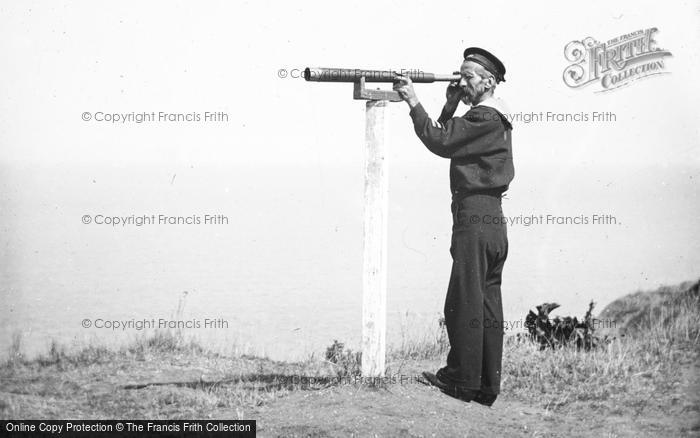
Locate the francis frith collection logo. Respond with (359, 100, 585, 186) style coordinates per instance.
(563, 27, 672, 92)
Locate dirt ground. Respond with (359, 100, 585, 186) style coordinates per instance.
(246, 359, 700, 437)
(2, 354, 698, 437)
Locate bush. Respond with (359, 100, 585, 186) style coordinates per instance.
(324, 340, 361, 377)
(524, 301, 603, 350)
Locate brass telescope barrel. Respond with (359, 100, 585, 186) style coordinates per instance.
(304, 67, 459, 83)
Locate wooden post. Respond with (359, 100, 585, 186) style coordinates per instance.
(361, 100, 388, 377)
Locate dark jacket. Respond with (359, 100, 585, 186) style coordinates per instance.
(409, 102, 514, 200)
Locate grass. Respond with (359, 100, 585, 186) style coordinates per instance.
(389, 313, 449, 361)
(0, 329, 340, 419)
(503, 279, 698, 415)
(502, 333, 691, 412)
(1, 279, 698, 422)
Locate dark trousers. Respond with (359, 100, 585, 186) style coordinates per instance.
(436, 194, 508, 395)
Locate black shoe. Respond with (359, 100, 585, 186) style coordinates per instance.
(435, 369, 479, 401)
(419, 371, 449, 391)
(420, 372, 479, 403)
(473, 392, 497, 407)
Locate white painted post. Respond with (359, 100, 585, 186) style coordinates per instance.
(361, 100, 388, 377)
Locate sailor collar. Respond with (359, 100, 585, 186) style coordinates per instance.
(472, 97, 509, 117)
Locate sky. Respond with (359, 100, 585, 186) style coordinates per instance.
(0, 0, 698, 169)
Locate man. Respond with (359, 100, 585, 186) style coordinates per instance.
(393, 47, 513, 407)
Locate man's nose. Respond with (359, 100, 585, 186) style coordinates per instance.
(459, 77, 468, 87)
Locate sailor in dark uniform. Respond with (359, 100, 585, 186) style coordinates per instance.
(394, 47, 513, 406)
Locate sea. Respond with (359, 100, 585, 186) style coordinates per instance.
(1, 162, 698, 361)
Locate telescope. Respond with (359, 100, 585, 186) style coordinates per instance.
(304, 67, 460, 101)
(304, 67, 459, 83)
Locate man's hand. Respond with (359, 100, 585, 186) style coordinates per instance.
(393, 75, 420, 108)
(436, 76, 464, 124)
(444, 73, 465, 108)
(445, 83, 465, 105)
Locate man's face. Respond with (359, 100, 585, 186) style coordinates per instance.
(459, 60, 492, 105)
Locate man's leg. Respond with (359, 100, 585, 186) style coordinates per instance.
(437, 223, 487, 391)
(477, 200, 508, 397)
(480, 239, 507, 395)
(436, 196, 508, 398)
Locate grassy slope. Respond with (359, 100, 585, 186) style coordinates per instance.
(598, 278, 699, 336)
(1, 280, 699, 436)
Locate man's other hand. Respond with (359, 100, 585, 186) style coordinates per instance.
(393, 74, 420, 108)
(446, 85, 465, 104)
(445, 74, 465, 107)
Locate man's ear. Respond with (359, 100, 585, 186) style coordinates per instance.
(485, 76, 496, 91)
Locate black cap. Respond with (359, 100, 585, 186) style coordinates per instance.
(463, 47, 506, 83)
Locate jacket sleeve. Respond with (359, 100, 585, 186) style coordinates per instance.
(437, 102, 458, 125)
(409, 103, 502, 159)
